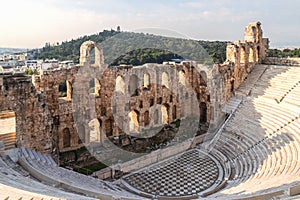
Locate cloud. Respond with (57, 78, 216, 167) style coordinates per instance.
(180, 1, 204, 8)
(1, 0, 300, 48)
(0, 0, 121, 48)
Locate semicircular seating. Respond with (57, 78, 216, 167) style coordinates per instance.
(207, 65, 300, 199)
(0, 154, 96, 200)
(1, 65, 300, 200)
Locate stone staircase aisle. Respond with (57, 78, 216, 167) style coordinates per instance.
(0, 132, 16, 150)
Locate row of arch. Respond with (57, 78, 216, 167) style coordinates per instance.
(61, 101, 207, 148)
(128, 104, 176, 132)
(58, 78, 102, 99)
(115, 70, 188, 95)
(239, 45, 260, 64)
(57, 68, 208, 103)
(61, 103, 181, 148)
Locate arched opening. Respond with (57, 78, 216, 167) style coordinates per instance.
(58, 81, 67, 98)
(143, 73, 150, 89)
(58, 80, 72, 99)
(200, 71, 207, 86)
(129, 110, 139, 132)
(172, 105, 177, 121)
(154, 109, 159, 124)
(162, 72, 169, 88)
(252, 26, 257, 42)
(99, 119, 103, 142)
(115, 76, 125, 94)
(249, 47, 255, 63)
(144, 111, 150, 126)
(89, 78, 101, 95)
(197, 92, 201, 101)
(77, 125, 85, 144)
(101, 107, 107, 116)
(79, 41, 103, 67)
(230, 78, 235, 93)
(150, 98, 154, 106)
(161, 104, 169, 124)
(89, 79, 95, 94)
(179, 70, 186, 86)
(89, 118, 100, 143)
(105, 118, 113, 137)
(256, 46, 260, 62)
(89, 47, 96, 65)
(129, 75, 139, 96)
(63, 128, 71, 148)
(199, 102, 207, 123)
(240, 46, 246, 64)
(0, 111, 16, 150)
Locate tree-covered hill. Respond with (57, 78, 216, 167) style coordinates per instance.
(268, 48, 300, 58)
(34, 29, 228, 65)
(35, 30, 120, 62)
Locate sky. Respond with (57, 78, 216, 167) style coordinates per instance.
(0, 0, 299, 48)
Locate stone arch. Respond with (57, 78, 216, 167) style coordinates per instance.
(256, 46, 260, 62)
(99, 119, 103, 142)
(199, 102, 207, 123)
(249, 46, 255, 63)
(162, 72, 169, 88)
(79, 41, 103, 67)
(89, 78, 101, 95)
(89, 79, 95, 94)
(172, 105, 177, 121)
(200, 71, 207, 86)
(179, 70, 186, 86)
(89, 46, 96, 65)
(161, 104, 169, 124)
(154, 109, 159, 124)
(58, 81, 67, 98)
(129, 74, 139, 96)
(58, 80, 72, 99)
(240, 46, 246, 64)
(144, 111, 150, 126)
(230, 78, 235, 94)
(129, 110, 139, 132)
(63, 128, 71, 148)
(115, 75, 125, 94)
(105, 118, 113, 137)
(89, 118, 101, 142)
(143, 73, 150, 88)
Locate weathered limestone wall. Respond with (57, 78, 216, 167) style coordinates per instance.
(0, 22, 269, 155)
(225, 22, 269, 94)
(32, 68, 81, 153)
(110, 138, 193, 173)
(70, 60, 210, 151)
(263, 57, 300, 66)
(0, 75, 52, 152)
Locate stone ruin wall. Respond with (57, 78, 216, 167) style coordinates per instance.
(263, 57, 300, 66)
(0, 75, 52, 152)
(222, 21, 269, 101)
(0, 22, 268, 155)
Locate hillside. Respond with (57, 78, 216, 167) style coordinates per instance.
(34, 29, 228, 65)
(268, 48, 300, 57)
